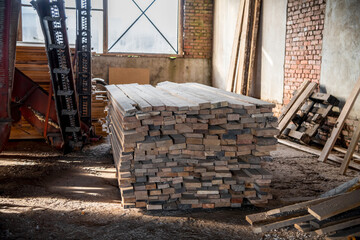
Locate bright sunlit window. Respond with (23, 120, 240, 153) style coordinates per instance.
(19, 0, 181, 55)
(107, 0, 180, 54)
(20, 0, 104, 53)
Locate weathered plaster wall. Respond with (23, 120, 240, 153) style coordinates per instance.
(256, 0, 287, 104)
(320, 0, 360, 118)
(212, 0, 241, 90)
(212, 0, 287, 105)
(92, 56, 212, 86)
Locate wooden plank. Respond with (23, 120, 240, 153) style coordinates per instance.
(130, 84, 166, 111)
(142, 84, 194, 111)
(325, 225, 360, 240)
(105, 85, 137, 115)
(294, 222, 313, 232)
(116, 84, 152, 112)
(246, 195, 338, 226)
(109, 67, 150, 85)
(226, 0, 246, 92)
(319, 76, 360, 162)
(308, 189, 360, 220)
(252, 214, 315, 233)
(310, 208, 360, 229)
(315, 218, 360, 235)
(340, 121, 360, 174)
(235, 0, 251, 95)
(278, 82, 317, 134)
(320, 177, 360, 198)
(278, 139, 360, 171)
(246, 0, 261, 97)
(183, 83, 254, 109)
(158, 82, 228, 108)
(156, 83, 210, 109)
(279, 81, 310, 123)
(185, 82, 273, 108)
(334, 146, 360, 160)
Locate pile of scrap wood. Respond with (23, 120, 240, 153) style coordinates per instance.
(246, 178, 360, 239)
(106, 82, 278, 210)
(278, 80, 340, 145)
(278, 77, 360, 175)
(91, 78, 108, 136)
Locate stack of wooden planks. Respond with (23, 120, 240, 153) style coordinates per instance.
(91, 79, 108, 136)
(246, 187, 360, 239)
(106, 82, 278, 210)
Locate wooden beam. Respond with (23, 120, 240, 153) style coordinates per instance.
(235, 0, 250, 94)
(339, 121, 360, 174)
(318, 76, 360, 162)
(333, 146, 360, 160)
(278, 82, 317, 134)
(308, 189, 360, 220)
(320, 177, 359, 198)
(278, 139, 360, 171)
(252, 214, 315, 233)
(279, 80, 310, 123)
(103, 0, 108, 53)
(226, 0, 245, 92)
(315, 218, 360, 235)
(246, 0, 261, 97)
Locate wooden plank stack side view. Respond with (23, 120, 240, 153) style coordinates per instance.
(106, 82, 278, 210)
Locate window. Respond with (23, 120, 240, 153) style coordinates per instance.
(19, 0, 181, 55)
(107, 0, 180, 55)
(20, 0, 104, 53)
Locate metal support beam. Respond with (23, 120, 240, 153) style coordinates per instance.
(0, 0, 21, 152)
(32, 0, 82, 152)
(75, 0, 92, 128)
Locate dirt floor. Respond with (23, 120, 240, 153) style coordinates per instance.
(0, 139, 358, 240)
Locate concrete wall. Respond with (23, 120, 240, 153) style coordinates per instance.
(92, 56, 212, 86)
(320, 0, 360, 118)
(212, 0, 241, 90)
(212, 0, 287, 105)
(257, 0, 287, 104)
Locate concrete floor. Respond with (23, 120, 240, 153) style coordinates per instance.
(0, 139, 357, 239)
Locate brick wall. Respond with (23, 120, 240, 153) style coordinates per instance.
(183, 0, 213, 59)
(283, 0, 326, 105)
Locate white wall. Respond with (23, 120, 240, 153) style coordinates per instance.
(212, 0, 287, 104)
(212, 0, 242, 90)
(320, 0, 360, 118)
(257, 0, 287, 103)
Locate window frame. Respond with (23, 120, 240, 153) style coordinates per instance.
(18, 0, 184, 57)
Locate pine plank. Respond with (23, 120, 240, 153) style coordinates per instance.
(226, 0, 246, 92)
(278, 82, 317, 134)
(318, 76, 360, 162)
(187, 82, 274, 108)
(105, 85, 137, 115)
(246, 0, 261, 97)
(116, 84, 153, 112)
(339, 121, 360, 174)
(315, 218, 360, 235)
(308, 189, 360, 221)
(252, 214, 315, 233)
(235, 0, 251, 95)
(279, 80, 310, 123)
(278, 139, 360, 171)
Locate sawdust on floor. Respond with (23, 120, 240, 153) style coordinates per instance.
(0, 139, 357, 239)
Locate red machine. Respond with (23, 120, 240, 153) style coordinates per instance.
(0, 0, 95, 153)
